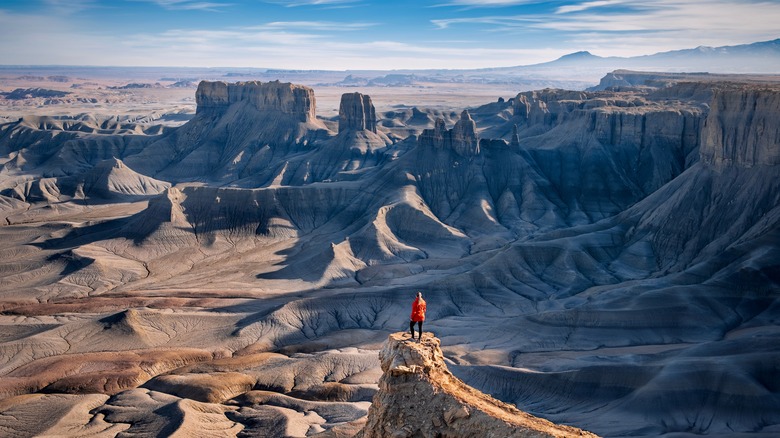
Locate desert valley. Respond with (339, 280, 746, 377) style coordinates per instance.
(1, 34, 780, 438)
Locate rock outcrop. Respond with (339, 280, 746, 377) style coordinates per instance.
(281, 92, 389, 184)
(508, 87, 703, 199)
(587, 70, 691, 91)
(339, 92, 377, 133)
(195, 80, 316, 122)
(357, 333, 597, 438)
(700, 85, 780, 168)
(418, 110, 479, 157)
(588, 69, 780, 92)
(509, 124, 521, 151)
(513, 89, 587, 127)
(122, 80, 327, 182)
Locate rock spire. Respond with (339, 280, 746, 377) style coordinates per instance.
(339, 92, 377, 133)
(510, 124, 521, 151)
(418, 110, 480, 156)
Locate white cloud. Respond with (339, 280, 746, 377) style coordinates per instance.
(432, 15, 539, 29)
(555, 0, 625, 14)
(133, 0, 233, 11)
(265, 0, 360, 7)
(117, 26, 564, 69)
(3, 0, 779, 70)
(262, 21, 376, 31)
(435, 0, 537, 6)
(431, 0, 780, 56)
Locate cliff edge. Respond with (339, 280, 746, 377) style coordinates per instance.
(700, 84, 780, 168)
(195, 80, 316, 122)
(357, 333, 598, 438)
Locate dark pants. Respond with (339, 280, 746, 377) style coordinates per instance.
(410, 320, 423, 339)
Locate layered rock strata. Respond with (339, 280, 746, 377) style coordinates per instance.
(119, 80, 327, 181)
(357, 333, 597, 438)
(700, 85, 780, 168)
(513, 90, 587, 126)
(418, 110, 479, 156)
(510, 87, 703, 197)
(339, 92, 377, 133)
(195, 80, 316, 122)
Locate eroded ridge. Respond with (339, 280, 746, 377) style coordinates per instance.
(358, 333, 598, 438)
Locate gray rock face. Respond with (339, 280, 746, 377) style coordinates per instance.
(195, 80, 316, 122)
(418, 110, 479, 157)
(509, 124, 520, 151)
(700, 86, 780, 167)
(120, 81, 327, 182)
(451, 110, 478, 157)
(513, 89, 587, 126)
(508, 88, 703, 202)
(418, 118, 447, 149)
(339, 92, 377, 133)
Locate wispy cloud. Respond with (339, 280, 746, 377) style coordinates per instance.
(134, 0, 233, 11)
(3, 0, 779, 70)
(116, 25, 567, 69)
(431, 0, 780, 54)
(265, 0, 360, 7)
(262, 21, 376, 31)
(435, 0, 537, 6)
(555, 0, 625, 14)
(432, 15, 539, 29)
(42, 0, 98, 14)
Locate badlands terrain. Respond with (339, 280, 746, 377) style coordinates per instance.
(0, 68, 779, 437)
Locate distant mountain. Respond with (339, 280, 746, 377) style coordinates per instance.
(546, 50, 601, 64)
(327, 39, 780, 89)
(510, 38, 780, 77)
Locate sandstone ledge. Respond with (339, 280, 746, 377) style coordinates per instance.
(357, 333, 598, 438)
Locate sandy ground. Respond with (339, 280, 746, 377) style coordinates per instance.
(0, 70, 518, 123)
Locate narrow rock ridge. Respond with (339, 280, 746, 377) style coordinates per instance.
(418, 110, 479, 156)
(700, 85, 780, 168)
(339, 92, 377, 133)
(357, 333, 598, 438)
(195, 80, 316, 122)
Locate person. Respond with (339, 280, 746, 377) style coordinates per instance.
(409, 291, 426, 341)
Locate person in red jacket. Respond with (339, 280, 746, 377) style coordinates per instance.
(409, 291, 427, 341)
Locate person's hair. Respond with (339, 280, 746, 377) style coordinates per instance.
(416, 291, 422, 297)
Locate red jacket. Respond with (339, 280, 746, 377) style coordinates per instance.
(411, 297, 426, 322)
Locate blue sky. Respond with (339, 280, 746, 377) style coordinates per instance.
(1, 0, 778, 69)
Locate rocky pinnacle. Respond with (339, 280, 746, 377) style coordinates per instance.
(357, 333, 598, 438)
(339, 92, 377, 133)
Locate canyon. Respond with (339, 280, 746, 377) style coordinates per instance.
(0, 71, 778, 437)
